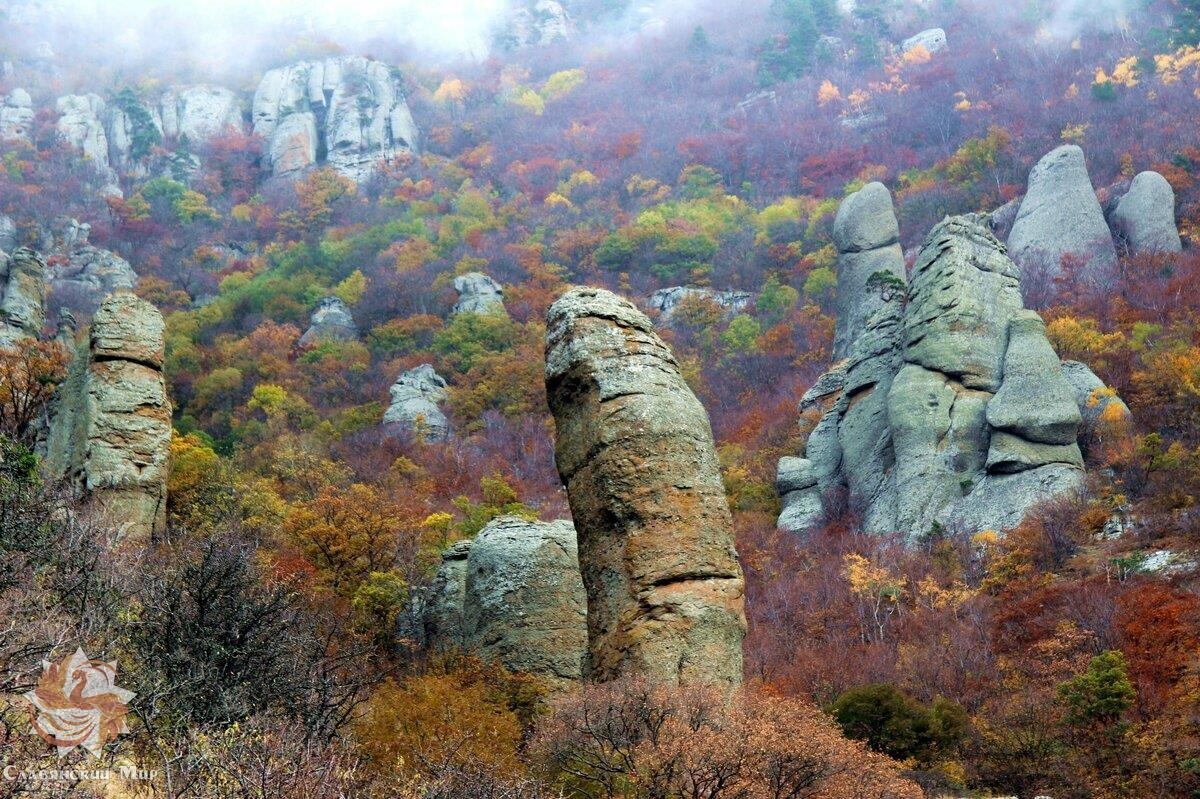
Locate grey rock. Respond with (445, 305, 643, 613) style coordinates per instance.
(1008, 145, 1117, 284)
(776, 456, 817, 495)
(1110, 171, 1182, 255)
(298, 296, 357, 346)
(989, 197, 1021, 242)
(0, 88, 34, 142)
(160, 85, 243, 144)
(105, 96, 162, 177)
(501, 0, 574, 49)
(902, 28, 947, 54)
(0, 215, 15, 253)
(424, 540, 473, 649)
(986, 431, 1083, 473)
(648, 286, 750, 323)
(382, 364, 449, 441)
(832, 183, 906, 359)
(253, 57, 418, 182)
(56, 94, 121, 196)
(42, 293, 169, 542)
(452, 272, 506, 316)
(1060, 360, 1131, 431)
(43, 218, 137, 312)
(461, 516, 587, 689)
(545, 286, 745, 688)
(986, 311, 1081, 445)
(941, 465, 1085, 533)
(0, 248, 47, 346)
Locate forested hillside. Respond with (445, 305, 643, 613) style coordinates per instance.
(2, 1, 1200, 796)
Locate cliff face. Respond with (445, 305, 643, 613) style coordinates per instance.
(0, 247, 47, 346)
(42, 293, 170, 542)
(545, 286, 746, 689)
(778, 210, 1128, 539)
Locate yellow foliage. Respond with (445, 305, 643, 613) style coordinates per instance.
(1045, 316, 1126, 364)
(817, 80, 841, 107)
(334, 269, 367, 306)
(1154, 46, 1200, 84)
(902, 44, 932, 66)
(1060, 122, 1089, 143)
(541, 68, 585, 102)
(432, 77, 467, 104)
(509, 85, 545, 115)
(544, 191, 574, 209)
(1111, 56, 1139, 87)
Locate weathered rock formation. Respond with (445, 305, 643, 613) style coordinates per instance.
(902, 28, 948, 54)
(1110, 171, 1183, 255)
(382, 364, 450, 441)
(56, 93, 121, 195)
(0, 216, 16, 253)
(545, 286, 746, 688)
(42, 293, 170, 542)
(252, 56, 419, 182)
(424, 517, 588, 689)
(498, 0, 574, 50)
(0, 89, 34, 142)
(297, 296, 358, 346)
(648, 286, 751, 323)
(43, 218, 137, 312)
(451, 272, 506, 316)
(1008, 145, 1117, 283)
(160, 85, 243, 144)
(832, 182, 906, 360)
(0, 248, 47, 346)
(778, 211, 1117, 539)
(1060, 359, 1132, 449)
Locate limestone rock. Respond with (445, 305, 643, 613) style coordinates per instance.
(424, 540, 472, 649)
(253, 57, 418, 182)
(902, 28, 947, 54)
(985, 311, 1082, 444)
(1110, 171, 1182, 255)
(42, 293, 169, 541)
(648, 286, 750, 323)
(461, 516, 587, 688)
(832, 182, 906, 360)
(1008, 145, 1116, 283)
(0, 89, 34, 142)
(500, 0, 574, 49)
(545, 286, 745, 688)
(43, 218, 137, 312)
(0, 248, 47, 346)
(452, 272, 506, 316)
(777, 214, 1106, 540)
(105, 95, 162, 176)
(1060, 360, 1131, 432)
(383, 364, 450, 441)
(160, 85, 243, 144)
(298, 297, 357, 346)
(56, 94, 121, 195)
(0, 215, 15, 253)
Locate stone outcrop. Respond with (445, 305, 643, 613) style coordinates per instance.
(545, 286, 746, 688)
(499, 0, 574, 50)
(160, 85, 243, 144)
(43, 218, 137, 312)
(424, 517, 588, 690)
(902, 28, 948, 54)
(648, 286, 751, 323)
(0, 248, 47, 346)
(42, 293, 170, 542)
(253, 56, 419, 182)
(1060, 359, 1132, 449)
(1008, 145, 1117, 283)
(1109, 171, 1183, 255)
(297, 297, 358, 346)
(0, 89, 34, 142)
(56, 94, 121, 195)
(778, 213, 1115, 539)
(451, 272, 506, 316)
(832, 182, 907, 360)
(382, 364, 450, 441)
(0, 215, 15, 253)
(104, 95, 162, 177)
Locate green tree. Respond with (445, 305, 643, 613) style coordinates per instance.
(1058, 650, 1136, 727)
(830, 684, 967, 767)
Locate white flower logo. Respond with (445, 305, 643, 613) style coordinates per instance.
(23, 647, 135, 757)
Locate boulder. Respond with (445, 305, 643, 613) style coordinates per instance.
(1008, 145, 1117, 284)
(56, 94, 121, 195)
(1060, 360, 1132, 432)
(777, 215, 1113, 540)
(452, 272, 506, 316)
(902, 28, 948, 54)
(0, 248, 47, 346)
(1110, 171, 1182, 255)
(43, 218, 138, 312)
(253, 57, 418, 182)
(0, 89, 34, 142)
(648, 286, 751, 322)
(382, 364, 450, 441)
(298, 297, 357, 346)
(460, 516, 587, 689)
(832, 183, 906, 360)
(160, 85, 243, 144)
(423, 540, 472, 649)
(42, 293, 170, 541)
(545, 286, 746, 688)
